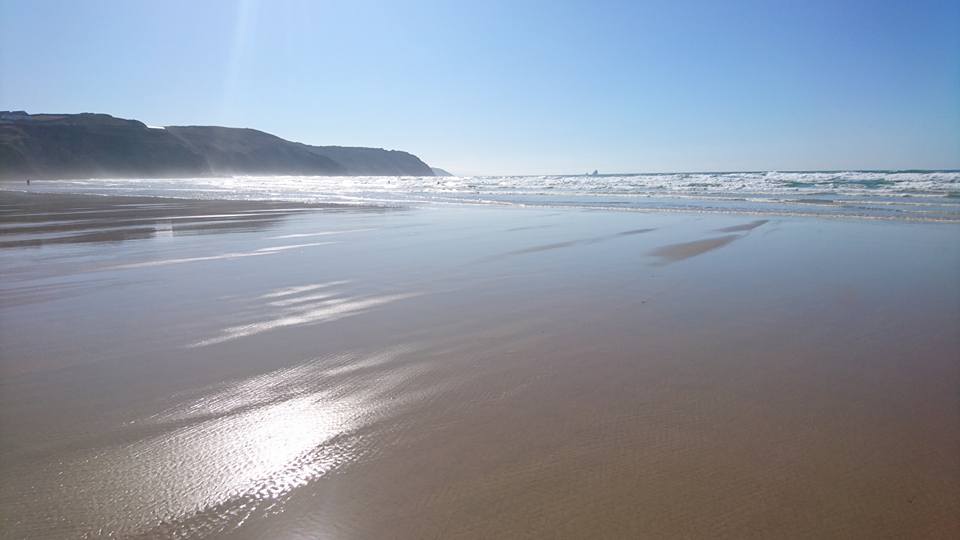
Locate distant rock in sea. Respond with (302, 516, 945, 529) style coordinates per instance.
(0, 111, 435, 180)
(431, 167, 454, 176)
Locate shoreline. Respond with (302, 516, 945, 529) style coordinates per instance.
(3, 187, 959, 225)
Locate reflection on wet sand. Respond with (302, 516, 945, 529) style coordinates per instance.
(269, 228, 377, 239)
(0, 192, 361, 248)
(1, 192, 958, 539)
(505, 224, 553, 232)
(496, 228, 656, 258)
(649, 234, 741, 263)
(13, 346, 435, 538)
(192, 282, 420, 347)
(0, 226, 159, 248)
(109, 242, 337, 270)
(715, 219, 769, 233)
(649, 220, 771, 264)
(0, 279, 123, 308)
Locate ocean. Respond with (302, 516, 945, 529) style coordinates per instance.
(9, 169, 960, 222)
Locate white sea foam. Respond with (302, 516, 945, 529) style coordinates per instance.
(8, 171, 959, 221)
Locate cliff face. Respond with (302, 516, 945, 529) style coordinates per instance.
(164, 126, 345, 176)
(0, 112, 208, 179)
(307, 146, 434, 176)
(0, 111, 434, 179)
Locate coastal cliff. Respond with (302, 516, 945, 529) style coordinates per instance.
(0, 111, 434, 179)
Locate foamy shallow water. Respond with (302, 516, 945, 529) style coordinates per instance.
(6, 170, 960, 221)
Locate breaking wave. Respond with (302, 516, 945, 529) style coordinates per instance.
(8, 170, 960, 222)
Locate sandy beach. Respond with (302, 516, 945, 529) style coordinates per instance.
(1, 191, 958, 538)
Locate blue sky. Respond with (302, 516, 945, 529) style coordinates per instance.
(1, 0, 957, 175)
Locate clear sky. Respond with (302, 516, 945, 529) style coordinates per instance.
(1, 0, 957, 175)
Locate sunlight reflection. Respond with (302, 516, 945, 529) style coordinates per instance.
(191, 291, 420, 347)
(55, 346, 428, 537)
(108, 242, 336, 269)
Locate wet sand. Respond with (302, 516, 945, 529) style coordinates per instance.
(1, 192, 958, 538)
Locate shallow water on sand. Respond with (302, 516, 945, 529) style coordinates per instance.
(1, 193, 958, 538)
